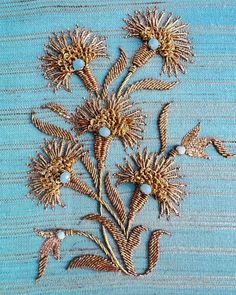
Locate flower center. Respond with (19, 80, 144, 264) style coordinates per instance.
(60, 171, 71, 183)
(99, 127, 111, 138)
(148, 38, 160, 50)
(73, 59, 85, 71)
(88, 109, 130, 137)
(140, 183, 152, 194)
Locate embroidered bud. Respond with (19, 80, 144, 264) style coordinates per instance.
(99, 127, 111, 138)
(73, 59, 85, 71)
(148, 38, 160, 50)
(176, 145, 186, 155)
(140, 183, 152, 194)
(57, 230, 66, 240)
(60, 171, 71, 183)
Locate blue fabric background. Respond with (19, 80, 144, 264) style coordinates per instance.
(1, 0, 236, 294)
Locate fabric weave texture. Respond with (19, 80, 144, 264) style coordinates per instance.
(0, 0, 236, 294)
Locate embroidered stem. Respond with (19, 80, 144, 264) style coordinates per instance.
(117, 70, 135, 97)
(65, 229, 111, 257)
(66, 178, 126, 234)
(98, 167, 130, 275)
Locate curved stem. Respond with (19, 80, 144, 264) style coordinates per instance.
(117, 71, 134, 97)
(65, 229, 111, 258)
(66, 179, 126, 234)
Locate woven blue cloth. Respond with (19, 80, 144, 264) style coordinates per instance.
(1, 0, 236, 294)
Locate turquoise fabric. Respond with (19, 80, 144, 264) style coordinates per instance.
(1, 0, 236, 294)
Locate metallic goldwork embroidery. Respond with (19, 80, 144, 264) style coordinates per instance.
(27, 7, 235, 281)
(41, 26, 108, 92)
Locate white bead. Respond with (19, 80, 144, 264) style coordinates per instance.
(73, 59, 85, 71)
(60, 171, 71, 184)
(57, 230, 65, 240)
(176, 145, 186, 155)
(140, 183, 152, 195)
(148, 38, 160, 50)
(99, 127, 111, 138)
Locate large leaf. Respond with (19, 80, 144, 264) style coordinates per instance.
(68, 255, 119, 272)
(124, 79, 178, 95)
(102, 48, 128, 98)
(42, 102, 72, 121)
(32, 112, 75, 141)
(144, 230, 169, 275)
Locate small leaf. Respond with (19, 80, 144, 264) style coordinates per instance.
(182, 123, 200, 146)
(36, 255, 49, 281)
(212, 139, 235, 158)
(36, 237, 59, 281)
(158, 103, 171, 155)
(42, 103, 72, 121)
(102, 48, 128, 98)
(144, 230, 169, 275)
(68, 255, 119, 272)
(105, 173, 126, 223)
(31, 112, 75, 141)
(124, 79, 178, 95)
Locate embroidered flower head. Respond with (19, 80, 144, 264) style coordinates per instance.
(41, 26, 108, 92)
(116, 149, 185, 219)
(124, 7, 193, 76)
(28, 139, 85, 208)
(71, 94, 145, 169)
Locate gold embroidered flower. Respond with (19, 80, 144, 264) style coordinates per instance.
(28, 139, 85, 208)
(71, 94, 145, 169)
(116, 149, 185, 218)
(124, 7, 193, 76)
(41, 26, 108, 92)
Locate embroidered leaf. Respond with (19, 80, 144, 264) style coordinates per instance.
(122, 225, 147, 275)
(158, 103, 171, 154)
(128, 225, 147, 250)
(102, 48, 128, 98)
(65, 175, 98, 200)
(68, 255, 119, 272)
(212, 139, 235, 158)
(105, 173, 127, 224)
(144, 230, 169, 275)
(181, 123, 200, 146)
(42, 103, 72, 121)
(124, 79, 178, 95)
(82, 214, 126, 247)
(31, 112, 75, 141)
(36, 237, 61, 281)
(80, 152, 98, 187)
(35, 229, 55, 239)
(36, 255, 49, 282)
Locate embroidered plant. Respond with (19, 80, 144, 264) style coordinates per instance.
(28, 8, 234, 281)
(41, 26, 108, 92)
